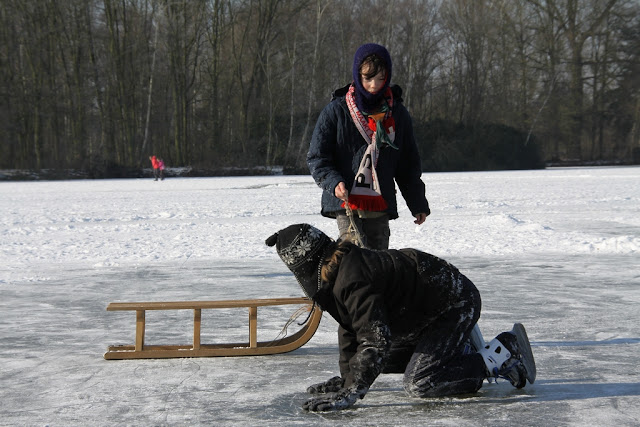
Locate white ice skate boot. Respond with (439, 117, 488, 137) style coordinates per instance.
(478, 323, 536, 388)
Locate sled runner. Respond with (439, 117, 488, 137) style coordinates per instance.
(104, 297, 322, 359)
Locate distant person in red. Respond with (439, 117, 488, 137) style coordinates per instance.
(149, 155, 160, 181)
(158, 158, 165, 181)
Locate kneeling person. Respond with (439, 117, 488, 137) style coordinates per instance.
(266, 224, 536, 411)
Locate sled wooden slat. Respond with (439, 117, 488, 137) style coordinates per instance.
(136, 310, 145, 351)
(104, 297, 321, 360)
(193, 309, 201, 350)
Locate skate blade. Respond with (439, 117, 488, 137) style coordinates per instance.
(511, 323, 536, 384)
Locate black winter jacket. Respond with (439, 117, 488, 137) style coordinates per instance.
(313, 244, 480, 390)
(307, 84, 430, 220)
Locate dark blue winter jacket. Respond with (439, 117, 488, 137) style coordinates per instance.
(307, 84, 430, 220)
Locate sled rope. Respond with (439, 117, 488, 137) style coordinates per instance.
(269, 304, 315, 345)
(344, 198, 365, 248)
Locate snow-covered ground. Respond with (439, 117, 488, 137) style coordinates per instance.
(1, 167, 639, 426)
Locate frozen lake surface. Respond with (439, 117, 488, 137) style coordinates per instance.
(1, 167, 639, 426)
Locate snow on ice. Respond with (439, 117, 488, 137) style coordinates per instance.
(1, 167, 639, 426)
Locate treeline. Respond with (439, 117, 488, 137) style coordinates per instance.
(1, 0, 639, 175)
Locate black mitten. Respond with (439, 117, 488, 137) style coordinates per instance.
(302, 384, 368, 412)
(306, 376, 345, 394)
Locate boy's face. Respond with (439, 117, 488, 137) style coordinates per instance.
(360, 63, 387, 94)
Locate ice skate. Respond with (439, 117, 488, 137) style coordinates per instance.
(478, 323, 536, 388)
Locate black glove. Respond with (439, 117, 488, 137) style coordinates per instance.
(302, 385, 368, 412)
(306, 376, 345, 394)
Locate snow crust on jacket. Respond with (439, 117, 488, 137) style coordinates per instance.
(313, 243, 480, 390)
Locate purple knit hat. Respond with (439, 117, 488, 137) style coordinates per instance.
(352, 43, 392, 113)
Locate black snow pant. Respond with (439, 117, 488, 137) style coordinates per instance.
(402, 275, 486, 397)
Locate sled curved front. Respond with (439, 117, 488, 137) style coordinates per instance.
(104, 297, 322, 359)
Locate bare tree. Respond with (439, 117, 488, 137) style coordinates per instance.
(140, 2, 160, 163)
(295, 0, 331, 167)
(1, 0, 639, 172)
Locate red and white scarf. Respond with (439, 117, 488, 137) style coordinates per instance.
(344, 85, 396, 212)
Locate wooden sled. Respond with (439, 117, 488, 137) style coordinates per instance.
(104, 297, 322, 360)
